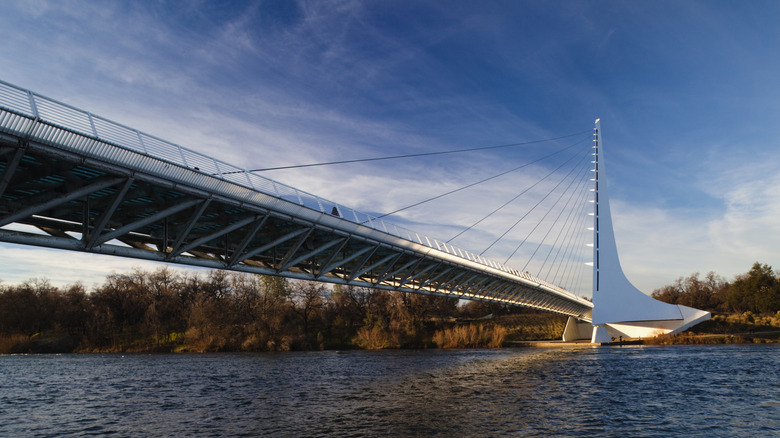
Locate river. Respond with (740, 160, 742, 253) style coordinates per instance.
(1, 344, 778, 437)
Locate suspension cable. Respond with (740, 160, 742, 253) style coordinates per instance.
(446, 139, 586, 243)
(540, 172, 591, 280)
(228, 129, 592, 173)
(512, 151, 591, 268)
(531, 162, 592, 276)
(478, 138, 590, 256)
(374, 136, 588, 221)
(555, 198, 593, 292)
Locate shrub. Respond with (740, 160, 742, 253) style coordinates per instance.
(432, 324, 506, 349)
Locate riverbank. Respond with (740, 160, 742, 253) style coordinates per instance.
(646, 312, 780, 345)
(0, 312, 569, 354)
(4, 312, 778, 353)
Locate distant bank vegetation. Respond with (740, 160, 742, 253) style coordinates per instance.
(1, 262, 778, 353)
(650, 262, 780, 315)
(648, 261, 780, 344)
(0, 267, 563, 354)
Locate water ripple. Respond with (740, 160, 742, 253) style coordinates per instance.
(1, 345, 778, 436)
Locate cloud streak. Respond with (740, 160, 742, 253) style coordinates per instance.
(1, 0, 779, 296)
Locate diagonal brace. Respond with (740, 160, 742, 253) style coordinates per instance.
(0, 177, 124, 228)
(0, 147, 26, 199)
(349, 252, 400, 283)
(91, 198, 201, 247)
(170, 214, 260, 258)
(85, 177, 134, 250)
(277, 228, 314, 272)
(319, 245, 375, 278)
(168, 199, 212, 257)
(279, 237, 347, 272)
(226, 215, 269, 268)
(230, 228, 309, 266)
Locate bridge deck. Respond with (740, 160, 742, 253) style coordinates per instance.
(0, 80, 593, 321)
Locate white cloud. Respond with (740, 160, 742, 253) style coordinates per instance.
(705, 160, 780, 266)
(607, 155, 780, 293)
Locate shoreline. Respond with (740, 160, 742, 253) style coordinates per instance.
(3, 330, 778, 354)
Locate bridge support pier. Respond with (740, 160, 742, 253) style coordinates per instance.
(589, 325, 612, 344)
(562, 317, 594, 342)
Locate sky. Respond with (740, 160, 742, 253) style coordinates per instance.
(1, 0, 780, 296)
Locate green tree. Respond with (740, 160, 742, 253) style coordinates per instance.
(725, 262, 780, 313)
(651, 271, 726, 311)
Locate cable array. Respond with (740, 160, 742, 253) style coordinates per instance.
(264, 128, 595, 296)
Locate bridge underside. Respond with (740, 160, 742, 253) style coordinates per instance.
(0, 108, 592, 321)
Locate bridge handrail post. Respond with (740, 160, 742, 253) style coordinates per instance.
(243, 170, 256, 190)
(213, 159, 224, 179)
(177, 144, 190, 168)
(134, 130, 148, 154)
(26, 90, 39, 120)
(87, 113, 98, 138)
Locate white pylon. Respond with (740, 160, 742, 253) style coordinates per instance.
(587, 119, 710, 343)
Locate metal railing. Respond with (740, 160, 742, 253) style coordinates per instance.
(0, 79, 585, 302)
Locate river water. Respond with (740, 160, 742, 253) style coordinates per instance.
(1, 345, 778, 437)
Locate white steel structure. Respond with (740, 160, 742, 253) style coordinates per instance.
(0, 77, 711, 342)
(568, 119, 710, 342)
(0, 79, 593, 320)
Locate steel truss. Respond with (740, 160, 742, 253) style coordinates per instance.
(0, 89, 592, 321)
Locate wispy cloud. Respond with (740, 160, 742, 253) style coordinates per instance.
(2, 0, 779, 295)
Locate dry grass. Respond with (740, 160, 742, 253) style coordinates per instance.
(0, 334, 31, 354)
(432, 324, 507, 349)
(353, 326, 393, 350)
(646, 312, 780, 345)
(499, 313, 568, 341)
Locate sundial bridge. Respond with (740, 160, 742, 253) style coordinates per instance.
(0, 80, 709, 343)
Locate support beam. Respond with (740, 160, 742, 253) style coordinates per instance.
(376, 256, 416, 284)
(277, 228, 314, 272)
(279, 236, 346, 272)
(318, 245, 375, 278)
(231, 228, 309, 266)
(0, 147, 26, 199)
(314, 237, 349, 278)
(0, 177, 124, 228)
(168, 199, 212, 257)
(85, 177, 134, 250)
(398, 260, 438, 288)
(346, 246, 380, 282)
(171, 214, 260, 258)
(91, 198, 201, 246)
(418, 266, 453, 290)
(348, 252, 399, 283)
(226, 215, 269, 268)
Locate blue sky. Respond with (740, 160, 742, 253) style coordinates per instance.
(1, 0, 779, 295)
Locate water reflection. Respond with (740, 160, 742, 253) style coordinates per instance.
(1, 345, 778, 437)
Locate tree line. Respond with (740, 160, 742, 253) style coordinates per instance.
(651, 262, 780, 314)
(3, 261, 775, 353)
(0, 267, 513, 353)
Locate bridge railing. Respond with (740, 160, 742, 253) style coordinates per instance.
(0, 79, 581, 300)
